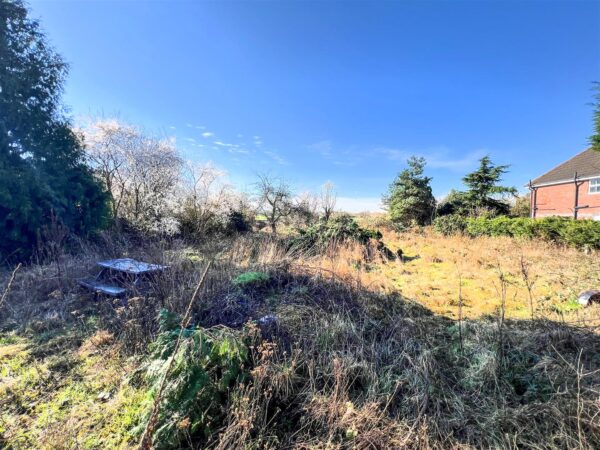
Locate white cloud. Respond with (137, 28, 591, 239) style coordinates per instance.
(336, 197, 384, 213)
(381, 147, 485, 171)
(213, 141, 234, 147)
(184, 137, 196, 143)
(264, 150, 287, 165)
(186, 123, 206, 130)
(307, 140, 363, 166)
(202, 132, 214, 138)
(213, 141, 251, 155)
(309, 140, 333, 157)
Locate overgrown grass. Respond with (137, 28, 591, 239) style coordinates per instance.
(1, 230, 600, 449)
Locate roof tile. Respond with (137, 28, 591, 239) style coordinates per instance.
(532, 148, 600, 186)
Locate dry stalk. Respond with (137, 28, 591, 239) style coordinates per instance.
(0, 263, 22, 311)
(493, 263, 508, 373)
(457, 270, 464, 356)
(519, 254, 536, 320)
(139, 260, 212, 450)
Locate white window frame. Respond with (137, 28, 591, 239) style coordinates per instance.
(590, 177, 600, 194)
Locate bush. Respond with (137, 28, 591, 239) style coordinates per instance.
(232, 271, 270, 289)
(433, 214, 468, 236)
(224, 210, 252, 234)
(289, 215, 382, 254)
(177, 207, 252, 241)
(560, 219, 600, 249)
(437, 216, 600, 249)
(136, 309, 250, 448)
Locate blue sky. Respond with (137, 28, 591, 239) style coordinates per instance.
(29, 0, 600, 211)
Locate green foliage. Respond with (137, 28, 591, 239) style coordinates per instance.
(232, 271, 270, 288)
(460, 156, 517, 216)
(137, 309, 249, 448)
(177, 206, 252, 241)
(0, 329, 147, 449)
(0, 1, 109, 261)
(383, 156, 436, 228)
(591, 82, 600, 152)
(559, 218, 600, 248)
(445, 216, 600, 249)
(290, 215, 382, 254)
(436, 189, 470, 216)
(225, 209, 252, 234)
(433, 214, 468, 236)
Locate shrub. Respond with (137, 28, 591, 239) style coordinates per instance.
(440, 216, 600, 249)
(560, 219, 600, 249)
(232, 271, 270, 288)
(289, 215, 382, 254)
(224, 210, 252, 234)
(433, 214, 468, 236)
(136, 309, 249, 448)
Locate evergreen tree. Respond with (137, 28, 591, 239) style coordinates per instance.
(461, 156, 516, 216)
(436, 189, 469, 216)
(0, 0, 109, 261)
(384, 156, 436, 228)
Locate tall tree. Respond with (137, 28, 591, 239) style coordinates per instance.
(0, 0, 109, 261)
(255, 174, 293, 234)
(591, 82, 600, 152)
(383, 156, 436, 228)
(462, 156, 516, 216)
(83, 119, 182, 232)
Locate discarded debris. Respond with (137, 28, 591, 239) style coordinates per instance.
(578, 290, 600, 307)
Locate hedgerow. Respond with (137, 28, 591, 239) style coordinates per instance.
(432, 214, 468, 236)
(434, 215, 600, 249)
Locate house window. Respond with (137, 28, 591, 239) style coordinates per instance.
(590, 178, 600, 194)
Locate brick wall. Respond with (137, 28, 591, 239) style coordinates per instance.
(532, 179, 600, 219)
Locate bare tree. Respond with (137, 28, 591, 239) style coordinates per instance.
(255, 174, 293, 233)
(82, 119, 134, 218)
(176, 162, 233, 237)
(82, 119, 182, 232)
(320, 181, 337, 222)
(292, 191, 319, 227)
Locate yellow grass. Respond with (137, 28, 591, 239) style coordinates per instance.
(309, 227, 600, 321)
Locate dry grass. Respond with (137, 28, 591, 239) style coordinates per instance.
(1, 229, 600, 449)
(318, 224, 600, 321)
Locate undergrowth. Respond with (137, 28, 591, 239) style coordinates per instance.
(289, 215, 394, 259)
(134, 309, 251, 449)
(1, 233, 599, 449)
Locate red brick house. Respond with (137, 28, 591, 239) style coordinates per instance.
(529, 148, 600, 220)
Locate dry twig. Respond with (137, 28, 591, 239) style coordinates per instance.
(0, 263, 22, 311)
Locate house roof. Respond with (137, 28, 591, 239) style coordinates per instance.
(531, 148, 600, 186)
